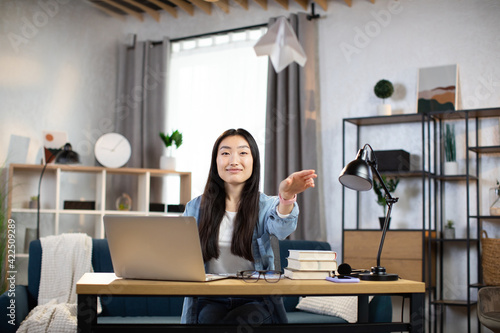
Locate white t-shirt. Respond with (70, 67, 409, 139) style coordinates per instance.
(206, 211, 254, 274)
(206, 208, 291, 274)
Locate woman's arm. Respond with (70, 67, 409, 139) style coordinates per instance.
(278, 169, 317, 215)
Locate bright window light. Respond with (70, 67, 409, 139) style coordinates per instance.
(165, 28, 268, 204)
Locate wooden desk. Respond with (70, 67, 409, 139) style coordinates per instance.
(77, 273, 425, 333)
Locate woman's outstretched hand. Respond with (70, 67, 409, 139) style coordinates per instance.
(277, 170, 317, 214)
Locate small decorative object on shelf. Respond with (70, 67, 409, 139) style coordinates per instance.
(374, 79, 394, 116)
(29, 195, 38, 209)
(159, 130, 183, 170)
(373, 175, 399, 229)
(444, 123, 458, 175)
(490, 180, 500, 216)
(116, 193, 132, 211)
(443, 220, 455, 239)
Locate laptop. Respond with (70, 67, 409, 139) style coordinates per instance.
(103, 215, 229, 282)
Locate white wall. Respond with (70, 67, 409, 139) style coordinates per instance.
(1, 0, 499, 331)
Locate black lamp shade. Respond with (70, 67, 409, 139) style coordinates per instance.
(46, 143, 80, 164)
(338, 156, 373, 191)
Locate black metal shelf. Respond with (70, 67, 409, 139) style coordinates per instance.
(469, 145, 500, 154)
(430, 107, 500, 120)
(344, 113, 426, 126)
(430, 238, 479, 243)
(432, 174, 477, 181)
(432, 300, 477, 307)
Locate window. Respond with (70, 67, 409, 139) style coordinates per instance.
(165, 28, 269, 203)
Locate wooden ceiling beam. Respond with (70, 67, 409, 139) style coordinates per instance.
(274, 0, 288, 9)
(100, 0, 144, 21)
(233, 0, 249, 10)
(122, 0, 161, 21)
(214, 0, 230, 13)
(189, 0, 212, 15)
(88, 2, 127, 20)
(166, 0, 194, 16)
(253, 0, 267, 10)
(146, 0, 178, 18)
(293, 0, 308, 10)
(314, 0, 327, 11)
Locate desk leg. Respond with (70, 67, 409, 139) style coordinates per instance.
(78, 294, 97, 333)
(409, 293, 425, 333)
(358, 295, 369, 323)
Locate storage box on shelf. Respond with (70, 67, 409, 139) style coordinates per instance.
(7, 164, 191, 252)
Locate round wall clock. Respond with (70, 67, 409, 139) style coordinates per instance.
(94, 133, 132, 168)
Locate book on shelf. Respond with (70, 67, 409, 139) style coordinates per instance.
(286, 258, 337, 271)
(283, 268, 333, 280)
(288, 249, 337, 261)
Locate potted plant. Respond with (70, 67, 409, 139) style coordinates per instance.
(373, 175, 399, 229)
(374, 79, 394, 116)
(29, 195, 38, 209)
(159, 130, 183, 170)
(443, 220, 455, 239)
(443, 123, 458, 175)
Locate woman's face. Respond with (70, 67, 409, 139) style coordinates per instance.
(216, 135, 253, 186)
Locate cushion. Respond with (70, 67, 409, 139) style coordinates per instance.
(296, 296, 373, 323)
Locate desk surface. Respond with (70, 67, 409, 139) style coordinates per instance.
(77, 273, 425, 296)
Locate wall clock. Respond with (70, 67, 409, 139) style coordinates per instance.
(94, 133, 132, 168)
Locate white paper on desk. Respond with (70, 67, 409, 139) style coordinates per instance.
(253, 17, 307, 73)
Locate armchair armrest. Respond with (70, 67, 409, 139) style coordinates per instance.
(0, 285, 30, 333)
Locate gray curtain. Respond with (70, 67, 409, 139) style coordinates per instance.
(264, 13, 325, 241)
(109, 38, 170, 209)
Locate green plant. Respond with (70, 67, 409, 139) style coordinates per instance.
(446, 220, 454, 229)
(30, 195, 38, 201)
(374, 79, 394, 104)
(444, 124, 456, 162)
(373, 175, 399, 216)
(159, 130, 183, 152)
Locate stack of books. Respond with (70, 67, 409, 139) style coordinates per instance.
(283, 250, 337, 279)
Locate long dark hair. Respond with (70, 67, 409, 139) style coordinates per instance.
(198, 129, 261, 262)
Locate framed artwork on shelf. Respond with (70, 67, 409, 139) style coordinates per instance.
(417, 64, 459, 114)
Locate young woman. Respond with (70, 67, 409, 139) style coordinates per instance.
(181, 128, 317, 325)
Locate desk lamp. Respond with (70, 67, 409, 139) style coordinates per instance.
(37, 143, 80, 239)
(339, 143, 399, 281)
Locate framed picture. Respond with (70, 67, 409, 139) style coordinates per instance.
(417, 64, 458, 113)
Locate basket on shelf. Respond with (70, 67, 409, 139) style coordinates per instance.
(481, 230, 500, 286)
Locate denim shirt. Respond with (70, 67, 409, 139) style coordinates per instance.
(180, 192, 299, 324)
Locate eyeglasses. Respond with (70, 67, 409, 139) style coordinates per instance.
(237, 270, 282, 283)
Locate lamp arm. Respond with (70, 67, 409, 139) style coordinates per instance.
(37, 149, 65, 239)
(368, 160, 396, 202)
(368, 161, 399, 269)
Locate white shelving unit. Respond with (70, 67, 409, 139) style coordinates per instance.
(8, 163, 191, 251)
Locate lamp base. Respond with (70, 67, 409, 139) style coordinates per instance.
(358, 266, 399, 281)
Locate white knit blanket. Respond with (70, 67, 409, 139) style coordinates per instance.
(17, 233, 93, 333)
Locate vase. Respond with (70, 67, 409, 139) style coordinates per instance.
(443, 227, 455, 239)
(29, 200, 38, 209)
(160, 155, 176, 170)
(379, 217, 391, 229)
(378, 104, 392, 116)
(444, 161, 458, 175)
(490, 187, 500, 216)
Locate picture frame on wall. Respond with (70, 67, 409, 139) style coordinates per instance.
(417, 64, 459, 114)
